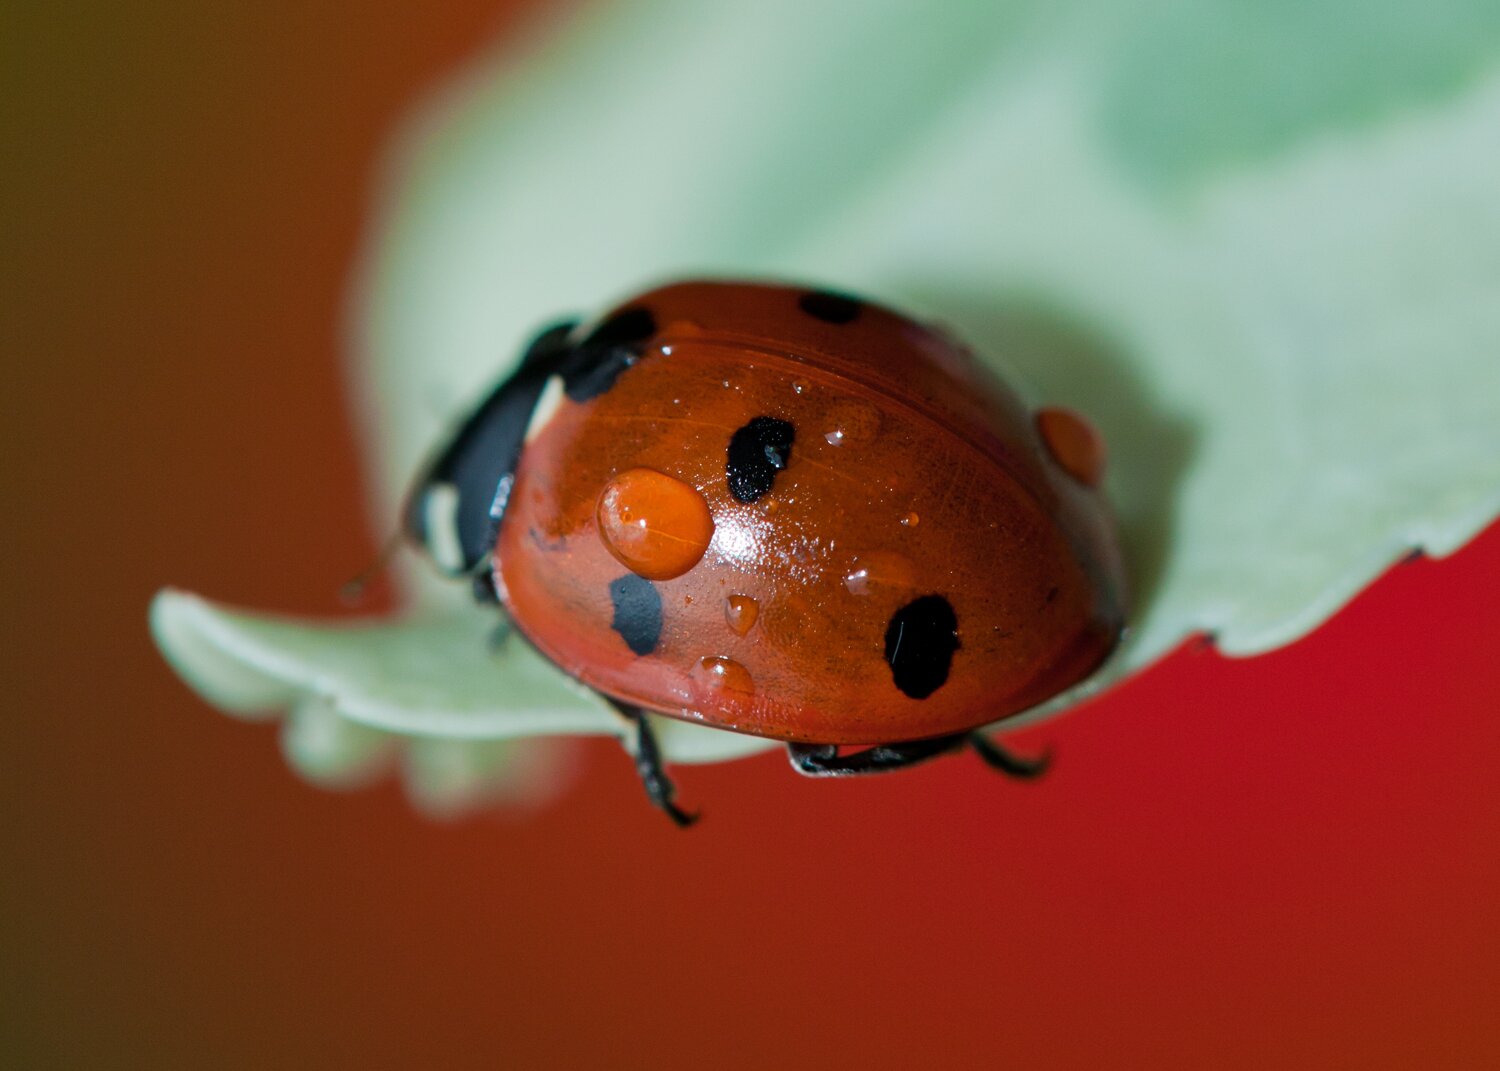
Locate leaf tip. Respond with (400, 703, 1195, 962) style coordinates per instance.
(149, 587, 292, 720)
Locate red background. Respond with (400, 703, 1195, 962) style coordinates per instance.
(6, 3, 1499, 1067)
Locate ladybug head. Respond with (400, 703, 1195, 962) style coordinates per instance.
(402, 320, 577, 579)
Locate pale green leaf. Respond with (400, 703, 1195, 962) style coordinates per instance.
(150, 589, 778, 770)
(154, 0, 1500, 809)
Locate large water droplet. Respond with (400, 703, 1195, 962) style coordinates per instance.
(596, 467, 715, 580)
(724, 594, 759, 635)
(900, 511, 920, 528)
(690, 656, 754, 696)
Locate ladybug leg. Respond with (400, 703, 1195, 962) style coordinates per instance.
(484, 618, 512, 653)
(472, 570, 502, 605)
(607, 700, 699, 828)
(786, 735, 967, 776)
(967, 733, 1051, 779)
(787, 734, 1051, 780)
(472, 574, 515, 651)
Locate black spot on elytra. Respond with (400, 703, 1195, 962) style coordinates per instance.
(562, 306, 657, 401)
(726, 416, 795, 503)
(885, 595, 959, 699)
(609, 574, 662, 656)
(798, 290, 863, 325)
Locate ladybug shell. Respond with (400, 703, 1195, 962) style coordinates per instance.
(495, 281, 1125, 746)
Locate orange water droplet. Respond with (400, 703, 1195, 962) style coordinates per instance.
(843, 551, 917, 596)
(1036, 406, 1106, 487)
(663, 318, 707, 339)
(792, 379, 810, 395)
(596, 467, 715, 580)
(690, 656, 754, 696)
(724, 594, 760, 635)
(900, 511, 920, 528)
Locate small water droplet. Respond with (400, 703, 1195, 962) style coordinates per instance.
(843, 551, 916, 596)
(596, 468, 716, 580)
(724, 594, 759, 635)
(822, 399, 881, 445)
(664, 318, 707, 339)
(900, 511, 920, 528)
(690, 656, 754, 696)
(792, 379, 810, 395)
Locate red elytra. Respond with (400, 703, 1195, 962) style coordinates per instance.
(475, 281, 1127, 746)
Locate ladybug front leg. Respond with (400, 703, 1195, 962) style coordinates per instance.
(605, 699, 699, 828)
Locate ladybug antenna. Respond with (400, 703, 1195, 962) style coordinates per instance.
(338, 529, 405, 606)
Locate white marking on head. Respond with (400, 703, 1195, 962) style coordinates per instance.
(489, 473, 515, 521)
(423, 482, 465, 574)
(524, 375, 566, 445)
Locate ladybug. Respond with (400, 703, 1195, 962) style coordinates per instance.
(405, 280, 1126, 824)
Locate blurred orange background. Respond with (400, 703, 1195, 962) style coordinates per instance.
(6, 3, 1500, 1067)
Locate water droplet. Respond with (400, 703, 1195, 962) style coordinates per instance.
(900, 511, 920, 528)
(663, 318, 707, 339)
(822, 399, 881, 445)
(690, 656, 754, 696)
(1035, 406, 1106, 488)
(596, 468, 715, 580)
(842, 551, 916, 596)
(724, 594, 759, 635)
(792, 379, 810, 395)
